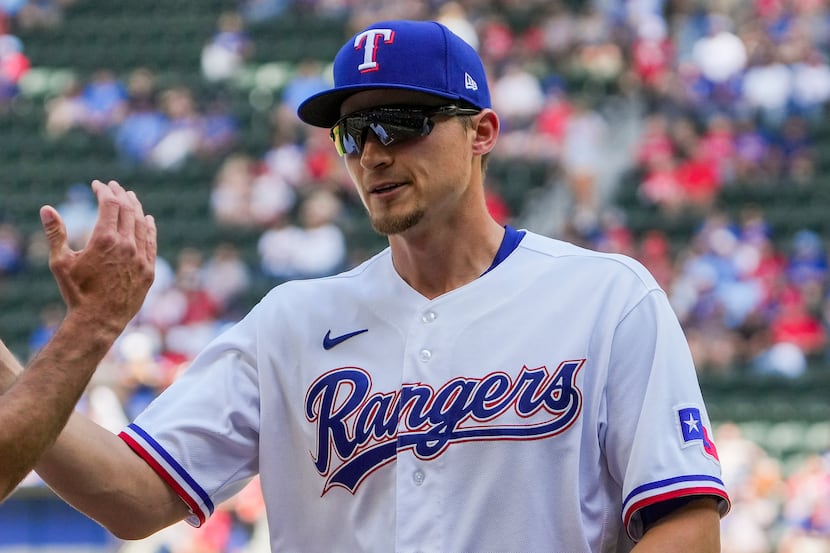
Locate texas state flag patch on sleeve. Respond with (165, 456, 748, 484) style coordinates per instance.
(677, 406, 719, 461)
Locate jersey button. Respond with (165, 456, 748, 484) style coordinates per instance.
(421, 311, 437, 323)
(419, 349, 432, 362)
(412, 469, 425, 486)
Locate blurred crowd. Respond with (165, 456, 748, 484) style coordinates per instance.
(0, 0, 78, 108)
(717, 423, 830, 553)
(2, 0, 830, 552)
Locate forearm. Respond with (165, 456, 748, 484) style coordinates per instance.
(36, 413, 191, 539)
(0, 314, 117, 500)
(0, 179, 164, 520)
(2, 315, 187, 536)
(632, 498, 721, 553)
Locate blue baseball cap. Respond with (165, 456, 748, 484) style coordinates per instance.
(297, 19, 490, 128)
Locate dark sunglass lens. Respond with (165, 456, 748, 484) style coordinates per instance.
(368, 122, 395, 145)
(331, 107, 446, 156)
(331, 123, 361, 156)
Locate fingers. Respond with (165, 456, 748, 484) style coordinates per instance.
(90, 179, 119, 232)
(0, 338, 22, 390)
(39, 204, 68, 260)
(91, 180, 156, 269)
(130, 190, 147, 257)
(43, 180, 147, 260)
(127, 188, 157, 278)
(47, 179, 157, 330)
(40, 203, 78, 309)
(61, 180, 155, 273)
(90, 180, 151, 247)
(113, 182, 136, 238)
(92, 180, 137, 238)
(145, 214, 158, 267)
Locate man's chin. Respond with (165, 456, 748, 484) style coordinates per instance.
(371, 210, 425, 236)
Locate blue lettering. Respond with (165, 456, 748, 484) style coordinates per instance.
(306, 360, 584, 493)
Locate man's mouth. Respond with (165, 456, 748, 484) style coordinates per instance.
(371, 182, 406, 194)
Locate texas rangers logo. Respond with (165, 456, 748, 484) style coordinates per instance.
(677, 406, 719, 461)
(354, 28, 395, 72)
(305, 360, 584, 494)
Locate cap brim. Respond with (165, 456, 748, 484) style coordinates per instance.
(296, 84, 465, 128)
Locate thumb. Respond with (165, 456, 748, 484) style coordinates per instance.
(40, 205, 68, 256)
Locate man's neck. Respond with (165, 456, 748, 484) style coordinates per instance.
(388, 216, 505, 299)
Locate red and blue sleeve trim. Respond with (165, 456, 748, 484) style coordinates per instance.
(119, 423, 215, 527)
(623, 474, 731, 541)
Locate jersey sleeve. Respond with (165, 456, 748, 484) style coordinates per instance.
(118, 314, 263, 527)
(602, 288, 731, 541)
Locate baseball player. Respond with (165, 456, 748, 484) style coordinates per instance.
(0, 180, 155, 503)
(29, 20, 729, 552)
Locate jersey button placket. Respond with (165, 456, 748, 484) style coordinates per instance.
(419, 310, 436, 363)
(421, 310, 437, 324)
(412, 469, 426, 486)
(395, 307, 443, 551)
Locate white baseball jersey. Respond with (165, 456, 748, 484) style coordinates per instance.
(120, 229, 730, 552)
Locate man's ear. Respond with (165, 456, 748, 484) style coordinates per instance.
(472, 109, 499, 156)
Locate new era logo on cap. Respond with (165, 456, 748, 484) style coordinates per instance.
(297, 19, 491, 128)
(465, 72, 478, 91)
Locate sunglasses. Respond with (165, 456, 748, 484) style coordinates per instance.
(330, 104, 481, 156)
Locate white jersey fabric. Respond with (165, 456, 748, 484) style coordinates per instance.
(121, 230, 730, 553)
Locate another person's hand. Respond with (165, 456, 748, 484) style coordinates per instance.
(40, 179, 157, 335)
(0, 339, 21, 391)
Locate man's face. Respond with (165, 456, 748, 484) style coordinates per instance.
(337, 90, 479, 237)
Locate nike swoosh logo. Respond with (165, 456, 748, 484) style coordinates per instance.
(323, 328, 369, 350)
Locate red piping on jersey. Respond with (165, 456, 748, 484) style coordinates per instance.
(623, 486, 730, 541)
(119, 431, 207, 526)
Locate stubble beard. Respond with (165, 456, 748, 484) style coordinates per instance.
(369, 207, 426, 236)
